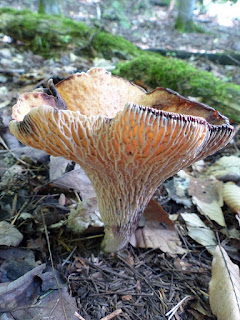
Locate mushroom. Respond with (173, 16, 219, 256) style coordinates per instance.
(9, 67, 234, 252)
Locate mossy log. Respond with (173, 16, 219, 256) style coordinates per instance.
(147, 49, 240, 66)
(0, 8, 240, 122)
(0, 8, 87, 56)
(113, 55, 240, 122)
(0, 8, 139, 59)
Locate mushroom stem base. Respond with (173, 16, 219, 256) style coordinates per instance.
(101, 224, 137, 253)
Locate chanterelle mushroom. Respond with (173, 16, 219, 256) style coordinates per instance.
(9, 67, 234, 252)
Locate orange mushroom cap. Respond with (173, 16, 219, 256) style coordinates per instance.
(9, 67, 234, 252)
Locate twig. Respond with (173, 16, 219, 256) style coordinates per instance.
(11, 199, 29, 225)
(100, 309, 122, 320)
(165, 295, 192, 320)
(74, 311, 86, 320)
(0, 136, 29, 167)
(62, 246, 77, 267)
(41, 210, 68, 320)
(11, 193, 18, 216)
(74, 190, 82, 203)
(89, 291, 154, 297)
(67, 234, 104, 242)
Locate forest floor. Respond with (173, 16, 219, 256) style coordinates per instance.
(0, 1, 240, 320)
(1, 0, 240, 85)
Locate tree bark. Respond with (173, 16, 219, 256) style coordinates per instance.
(38, 0, 62, 15)
(175, 0, 196, 32)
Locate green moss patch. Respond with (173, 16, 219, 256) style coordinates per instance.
(0, 8, 140, 59)
(0, 8, 91, 57)
(114, 54, 240, 122)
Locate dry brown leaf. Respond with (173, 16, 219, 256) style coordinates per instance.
(209, 245, 240, 320)
(207, 156, 240, 182)
(181, 213, 217, 254)
(223, 182, 240, 217)
(130, 200, 186, 254)
(189, 177, 226, 227)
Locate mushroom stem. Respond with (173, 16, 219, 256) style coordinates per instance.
(86, 170, 152, 252)
(101, 226, 132, 253)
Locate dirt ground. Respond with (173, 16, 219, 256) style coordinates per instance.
(0, 1, 240, 320)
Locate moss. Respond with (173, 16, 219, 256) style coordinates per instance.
(114, 53, 215, 94)
(175, 17, 205, 33)
(0, 7, 31, 15)
(0, 8, 141, 59)
(0, 8, 91, 57)
(113, 54, 240, 122)
(92, 32, 140, 59)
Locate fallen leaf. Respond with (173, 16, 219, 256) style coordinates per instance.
(121, 295, 132, 301)
(227, 228, 240, 240)
(130, 200, 186, 254)
(207, 156, 240, 182)
(0, 264, 46, 312)
(191, 159, 205, 172)
(68, 197, 104, 233)
(51, 160, 96, 200)
(142, 199, 175, 228)
(0, 248, 37, 282)
(49, 156, 72, 181)
(0, 221, 23, 246)
(209, 245, 240, 320)
(38, 267, 66, 291)
(181, 213, 217, 254)
(189, 177, 226, 227)
(223, 182, 240, 217)
(13, 146, 48, 163)
(4, 286, 77, 320)
(164, 176, 192, 207)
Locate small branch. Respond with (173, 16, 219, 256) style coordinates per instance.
(100, 309, 122, 320)
(74, 312, 86, 320)
(0, 136, 29, 167)
(165, 296, 192, 320)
